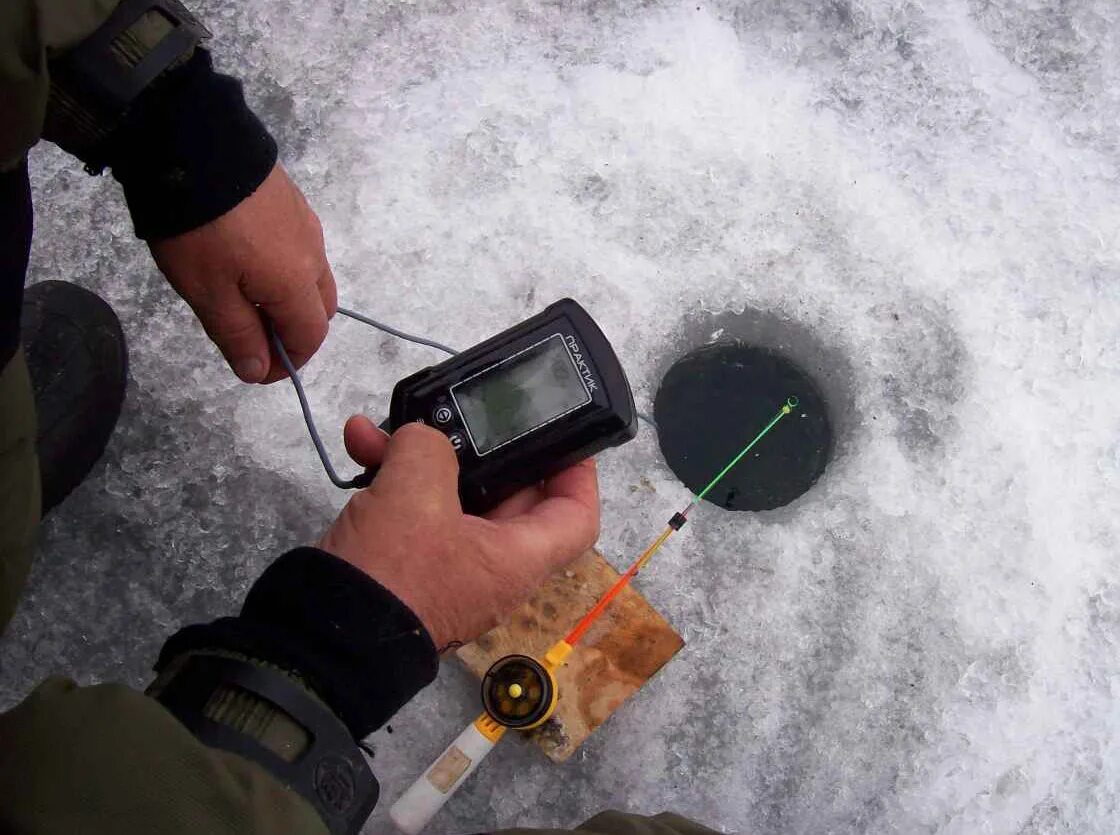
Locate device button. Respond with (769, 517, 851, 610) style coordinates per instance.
(433, 405, 454, 425)
(447, 432, 465, 453)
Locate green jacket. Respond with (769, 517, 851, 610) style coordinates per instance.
(0, 3, 716, 834)
(0, 0, 118, 169)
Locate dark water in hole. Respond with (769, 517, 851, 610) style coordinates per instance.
(653, 343, 832, 511)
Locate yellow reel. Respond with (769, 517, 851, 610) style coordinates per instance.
(480, 654, 560, 730)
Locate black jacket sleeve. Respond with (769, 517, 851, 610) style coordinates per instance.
(156, 547, 440, 740)
(94, 47, 278, 241)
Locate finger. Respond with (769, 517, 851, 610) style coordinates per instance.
(260, 338, 291, 384)
(485, 483, 545, 521)
(258, 310, 317, 384)
(301, 191, 337, 319)
(257, 274, 330, 372)
(343, 414, 390, 469)
(540, 458, 599, 510)
(195, 289, 271, 383)
(498, 459, 601, 563)
(256, 283, 330, 383)
(318, 263, 338, 319)
(372, 423, 462, 512)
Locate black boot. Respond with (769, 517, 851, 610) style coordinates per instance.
(20, 281, 128, 515)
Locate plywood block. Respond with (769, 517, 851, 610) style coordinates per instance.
(456, 549, 684, 762)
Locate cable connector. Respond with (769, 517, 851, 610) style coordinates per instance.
(668, 512, 688, 531)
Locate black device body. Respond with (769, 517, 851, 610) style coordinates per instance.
(386, 299, 637, 515)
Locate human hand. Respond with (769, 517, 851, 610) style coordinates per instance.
(148, 164, 336, 384)
(318, 417, 601, 648)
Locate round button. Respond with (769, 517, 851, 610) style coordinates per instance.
(433, 405, 454, 425)
(447, 432, 465, 453)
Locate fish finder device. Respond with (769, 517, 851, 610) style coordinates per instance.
(273, 298, 638, 515)
(385, 298, 637, 514)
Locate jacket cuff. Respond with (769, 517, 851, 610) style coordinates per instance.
(102, 48, 277, 240)
(156, 548, 439, 740)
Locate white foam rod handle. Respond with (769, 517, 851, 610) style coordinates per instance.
(390, 718, 499, 835)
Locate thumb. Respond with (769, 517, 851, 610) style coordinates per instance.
(372, 423, 463, 514)
(195, 291, 271, 383)
(343, 414, 390, 470)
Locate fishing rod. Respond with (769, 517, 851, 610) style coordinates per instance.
(390, 396, 801, 834)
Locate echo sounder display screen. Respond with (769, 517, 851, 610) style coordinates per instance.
(453, 335, 590, 454)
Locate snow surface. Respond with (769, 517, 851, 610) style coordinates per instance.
(4, 1, 1120, 832)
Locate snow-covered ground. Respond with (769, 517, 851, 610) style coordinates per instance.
(4, 1, 1120, 832)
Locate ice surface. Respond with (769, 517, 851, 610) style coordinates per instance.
(3, 0, 1120, 832)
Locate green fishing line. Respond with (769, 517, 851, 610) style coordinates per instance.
(690, 396, 800, 507)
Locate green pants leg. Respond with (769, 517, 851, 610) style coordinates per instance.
(0, 357, 330, 835)
(0, 349, 40, 635)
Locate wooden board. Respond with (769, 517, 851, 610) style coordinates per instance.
(456, 549, 684, 762)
